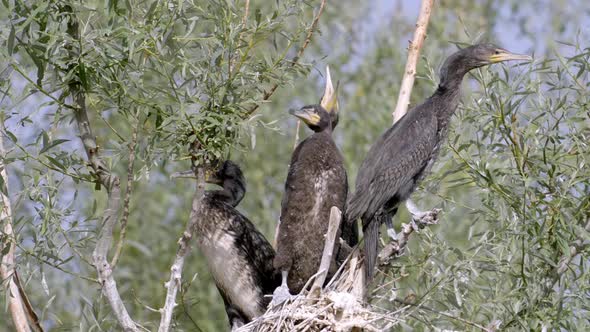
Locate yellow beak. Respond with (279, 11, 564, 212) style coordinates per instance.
(320, 65, 339, 113)
(289, 107, 321, 126)
(490, 50, 532, 63)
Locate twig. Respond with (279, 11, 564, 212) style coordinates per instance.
(311, 207, 342, 293)
(292, 120, 301, 150)
(245, 0, 327, 116)
(63, 6, 138, 331)
(241, 0, 250, 28)
(157, 168, 206, 332)
(111, 117, 139, 268)
(392, 0, 434, 123)
(1, 129, 34, 332)
(378, 206, 441, 267)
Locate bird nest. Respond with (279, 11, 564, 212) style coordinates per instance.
(237, 250, 408, 332)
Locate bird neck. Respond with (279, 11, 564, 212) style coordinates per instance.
(209, 179, 245, 207)
(433, 61, 467, 119)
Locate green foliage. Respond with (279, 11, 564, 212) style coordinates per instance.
(1, 0, 589, 331)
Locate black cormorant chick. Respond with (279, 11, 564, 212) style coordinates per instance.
(274, 90, 348, 295)
(347, 44, 532, 282)
(195, 160, 280, 329)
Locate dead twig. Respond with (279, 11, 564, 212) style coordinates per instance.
(111, 116, 139, 268)
(378, 207, 441, 267)
(392, 0, 434, 123)
(1, 129, 37, 332)
(157, 168, 207, 332)
(310, 207, 342, 293)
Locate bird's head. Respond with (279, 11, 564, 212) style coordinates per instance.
(469, 43, 532, 66)
(205, 160, 245, 187)
(449, 43, 532, 72)
(319, 66, 340, 129)
(440, 43, 532, 83)
(289, 104, 332, 132)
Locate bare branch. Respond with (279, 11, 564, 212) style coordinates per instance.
(63, 6, 139, 331)
(241, 0, 250, 27)
(392, 0, 434, 123)
(311, 207, 342, 293)
(111, 117, 139, 268)
(378, 208, 441, 266)
(292, 120, 302, 150)
(158, 168, 206, 332)
(1, 130, 33, 332)
(245, 0, 328, 116)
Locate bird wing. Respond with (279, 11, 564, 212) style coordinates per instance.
(229, 211, 279, 295)
(347, 107, 438, 222)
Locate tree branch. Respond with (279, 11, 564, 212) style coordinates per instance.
(378, 207, 441, 267)
(310, 207, 342, 294)
(158, 168, 206, 332)
(245, 0, 327, 116)
(1, 129, 33, 332)
(63, 6, 139, 331)
(392, 0, 434, 123)
(111, 117, 139, 268)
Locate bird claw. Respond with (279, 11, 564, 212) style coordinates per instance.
(386, 227, 398, 241)
(270, 284, 292, 306)
(411, 208, 441, 228)
(406, 200, 441, 231)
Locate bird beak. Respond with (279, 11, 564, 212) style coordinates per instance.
(289, 107, 321, 125)
(490, 49, 532, 63)
(204, 169, 223, 185)
(320, 66, 339, 113)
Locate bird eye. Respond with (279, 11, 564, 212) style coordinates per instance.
(494, 50, 500, 55)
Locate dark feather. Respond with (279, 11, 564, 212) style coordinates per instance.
(274, 105, 348, 294)
(194, 162, 280, 326)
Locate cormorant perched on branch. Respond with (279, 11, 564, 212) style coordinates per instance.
(347, 44, 532, 282)
(274, 84, 348, 295)
(195, 161, 280, 329)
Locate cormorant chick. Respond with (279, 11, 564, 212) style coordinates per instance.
(274, 93, 348, 295)
(195, 160, 280, 329)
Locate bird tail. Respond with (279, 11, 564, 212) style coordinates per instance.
(363, 218, 380, 283)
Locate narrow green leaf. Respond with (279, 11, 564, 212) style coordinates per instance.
(45, 156, 67, 171)
(5, 130, 17, 143)
(40, 139, 69, 154)
(7, 26, 15, 55)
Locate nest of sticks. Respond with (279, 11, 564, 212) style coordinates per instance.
(237, 249, 408, 332)
(236, 205, 436, 332)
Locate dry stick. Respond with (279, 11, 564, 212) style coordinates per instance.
(310, 207, 342, 293)
(111, 118, 139, 268)
(292, 120, 302, 150)
(245, 0, 327, 117)
(241, 0, 250, 27)
(158, 168, 206, 332)
(391, 0, 434, 123)
(377, 208, 440, 267)
(64, 6, 139, 331)
(1, 131, 32, 332)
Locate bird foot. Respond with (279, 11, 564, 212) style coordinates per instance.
(411, 208, 441, 229)
(270, 284, 292, 306)
(386, 227, 398, 241)
(406, 200, 441, 232)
